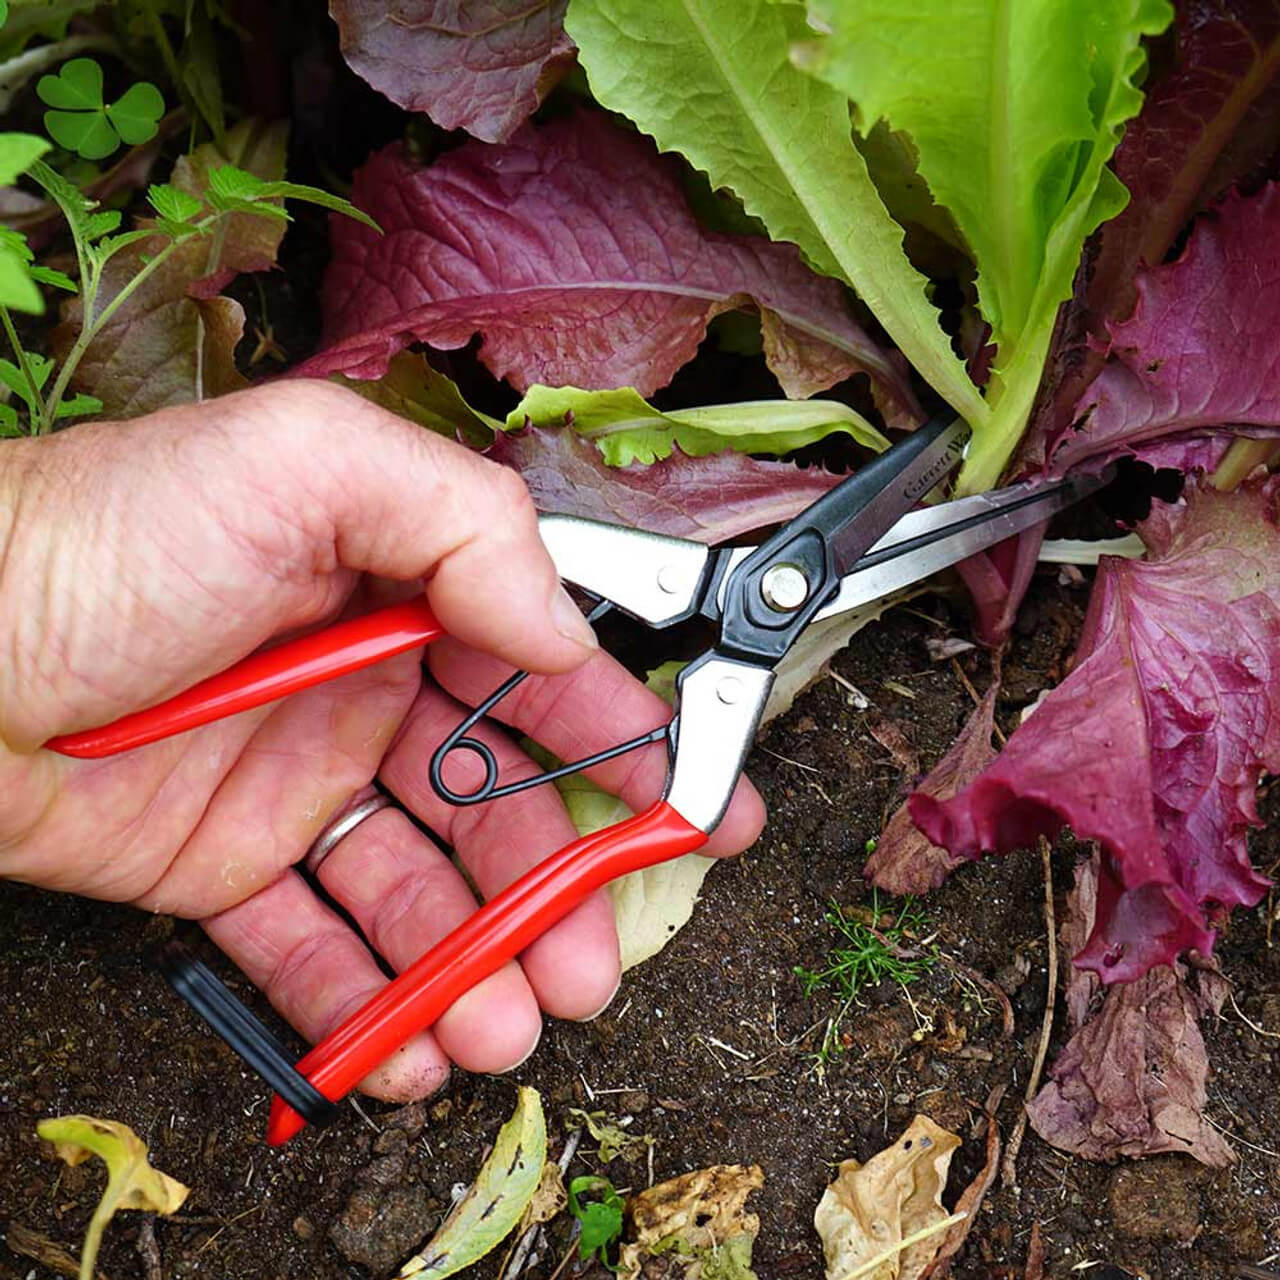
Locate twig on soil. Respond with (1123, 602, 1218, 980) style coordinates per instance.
(827, 669, 870, 709)
(192, 1204, 264, 1256)
(1023, 1222, 1045, 1280)
(950, 658, 1006, 746)
(1205, 1116, 1280, 1161)
(136, 1215, 163, 1280)
(1228, 991, 1280, 1041)
(501, 1129, 583, 1280)
(1002, 838, 1058, 1192)
(349, 1096, 382, 1133)
(761, 746, 835, 806)
(545, 1238, 579, 1280)
(4, 1220, 105, 1280)
(923, 1084, 1004, 1279)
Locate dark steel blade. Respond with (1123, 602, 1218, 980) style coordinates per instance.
(821, 416, 971, 576)
(812, 466, 1117, 621)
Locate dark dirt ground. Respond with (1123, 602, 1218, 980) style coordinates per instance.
(3, 573, 1279, 1280)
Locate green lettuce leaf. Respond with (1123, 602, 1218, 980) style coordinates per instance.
(564, 0, 987, 429)
(506, 384, 888, 465)
(794, 0, 1172, 491)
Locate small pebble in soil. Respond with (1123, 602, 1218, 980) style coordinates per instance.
(329, 1185, 440, 1273)
(1108, 1160, 1205, 1244)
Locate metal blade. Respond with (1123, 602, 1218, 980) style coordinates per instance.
(811, 468, 1116, 622)
(816, 417, 973, 577)
(538, 513, 710, 626)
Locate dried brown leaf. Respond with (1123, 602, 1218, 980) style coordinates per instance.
(523, 1161, 567, 1226)
(814, 1116, 961, 1280)
(866, 678, 1000, 895)
(1026, 847, 1233, 1167)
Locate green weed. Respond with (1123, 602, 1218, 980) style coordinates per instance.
(795, 891, 937, 1064)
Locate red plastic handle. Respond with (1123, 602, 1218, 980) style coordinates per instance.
(266, 800, 707, 1145)
(46, 599, 445, 758)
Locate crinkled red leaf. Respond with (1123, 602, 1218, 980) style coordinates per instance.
(488, 426, 840, 542)
(1051, 186, 1280, 472)
(911, 477, 1278, 983)
(329, 0, 574, 143)
(298, 112, 920, 426)
(1018, 0, 1280, 475)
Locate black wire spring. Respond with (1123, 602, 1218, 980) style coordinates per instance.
(428, 599, 672, 806)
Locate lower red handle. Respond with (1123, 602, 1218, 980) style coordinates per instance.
(266, 800, 707, 1144)
(46, 598, 444, 758)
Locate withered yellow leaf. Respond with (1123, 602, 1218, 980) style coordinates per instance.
(814, 1115, 960, 1280)
(37, 1115, 189, 1280)
(618, 1163, 764, 1279)
(397, 1085, 546, 1279)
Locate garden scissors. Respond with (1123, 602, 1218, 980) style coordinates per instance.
(46, 416, 1106, 1144)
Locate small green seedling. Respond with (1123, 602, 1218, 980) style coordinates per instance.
(795, 892, 937, 1063)
(37, 57, 164, 160)
(0, 158, 377, 435)
(568, 1175, 625, 1268)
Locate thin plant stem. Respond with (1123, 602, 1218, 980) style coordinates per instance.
(39, 234, 192, 431)
(0, 306, 47, 428)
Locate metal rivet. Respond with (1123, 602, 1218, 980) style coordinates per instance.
(656, 564, 683, 595)
(716, 676, 743, 705)
(760, 563, 809, 612)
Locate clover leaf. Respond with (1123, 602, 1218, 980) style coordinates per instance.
(568, 1175, 625, 1266)
(38, 58, 163, 160)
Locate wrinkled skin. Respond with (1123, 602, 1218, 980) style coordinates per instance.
(0, 380, 764, 1099)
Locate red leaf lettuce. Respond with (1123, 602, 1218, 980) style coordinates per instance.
(1053, 185, 1280, 472)
(298, 111, 919, 426)
(911, 476, 1278, 982)
(328, 0, 575, 144)
(488, 426, 841, 543)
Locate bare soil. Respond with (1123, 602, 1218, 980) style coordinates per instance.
(3, 574, 1278, 1280)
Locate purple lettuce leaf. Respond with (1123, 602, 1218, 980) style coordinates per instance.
(1092, 0, 1280, 327)
(297, 112, 920, 427)
(488, 425, 841, 542)
(1026, 851, 1234, 1166)
(964, 181, 1280, 647)
(953, 527, 1047, 649)
(327, 0, 575, 144)
(1019, 0, 1280, 475)
(911, 476, 1279, 983)
(1050, 185, 1280, 473)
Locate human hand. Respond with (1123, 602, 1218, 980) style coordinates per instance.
(0, 380, 765, 1100)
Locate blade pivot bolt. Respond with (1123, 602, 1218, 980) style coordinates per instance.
(760, 563, 809, 612)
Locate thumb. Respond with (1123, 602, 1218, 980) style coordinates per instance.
(262, 380, 599, 675)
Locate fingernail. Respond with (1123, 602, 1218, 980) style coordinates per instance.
(573, 976, 622, 1023)
(551, 586, 599, 652)
(498, 1030, 543, 1075)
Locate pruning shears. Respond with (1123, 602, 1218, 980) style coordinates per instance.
(46, 416, 1106, 1145)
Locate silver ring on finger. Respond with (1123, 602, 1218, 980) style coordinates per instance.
(304, 791, 396, 875)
